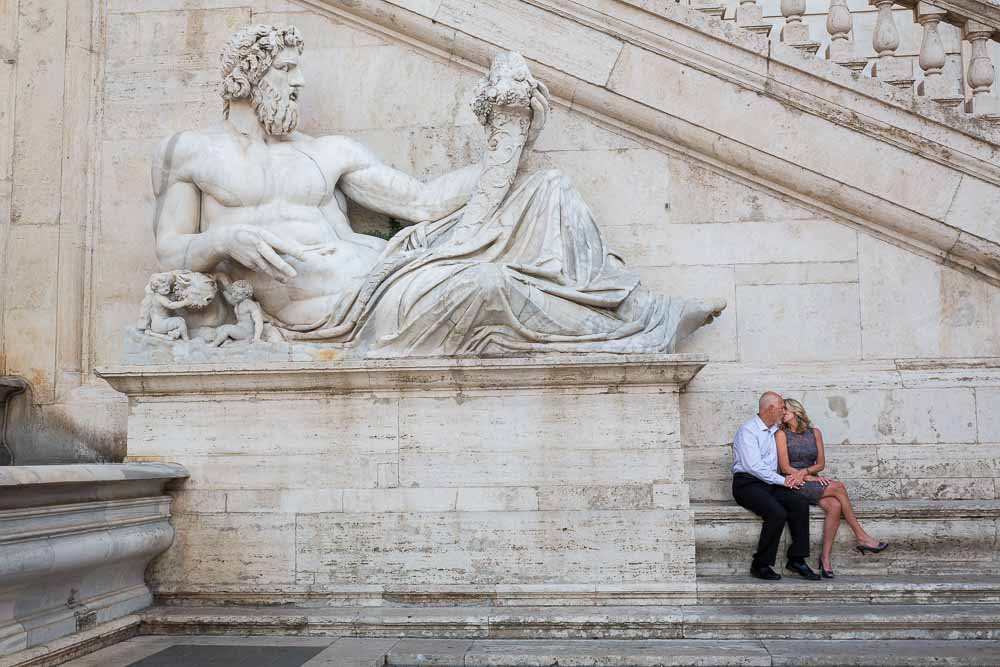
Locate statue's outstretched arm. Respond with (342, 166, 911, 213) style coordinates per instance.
(338, 139, 481, 223)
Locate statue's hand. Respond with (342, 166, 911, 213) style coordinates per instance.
(526, 80, 551, 148)
(219, 225, 308, 282)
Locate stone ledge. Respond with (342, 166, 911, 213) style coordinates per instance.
(0, 615, 140, 667)
(139, 603, 1000, 640)
(693, 499, 1000, 522)
(696, 576, 1000, 606)
(97, 353, 708, 397)
(0, 464, 188, 511)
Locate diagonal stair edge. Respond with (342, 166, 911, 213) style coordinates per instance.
(297, 0, 1000, 287)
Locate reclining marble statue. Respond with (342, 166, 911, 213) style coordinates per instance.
(138, 24, 725, 358)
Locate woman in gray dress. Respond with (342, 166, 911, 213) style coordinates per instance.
(775, 399, 888, 578)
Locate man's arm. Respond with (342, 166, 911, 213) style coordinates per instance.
(733, 427, 787, 486)
(152, 133, 306, 281)
(335, 138, 481, 223)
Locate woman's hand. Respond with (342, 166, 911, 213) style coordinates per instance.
(806, 475, 832, 486)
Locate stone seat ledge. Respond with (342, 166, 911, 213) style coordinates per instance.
(0, 463, 188, 511)
(693, 499, 1000, 521)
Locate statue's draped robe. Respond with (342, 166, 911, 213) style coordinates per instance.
(272, 170, 717, 356)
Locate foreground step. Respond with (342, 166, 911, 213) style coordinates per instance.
(141, 603, 1000, 640)
(696, 576, 1000, 605)
(50, 634, 1000, 667)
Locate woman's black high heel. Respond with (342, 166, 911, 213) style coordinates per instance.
(817, 557, 834, 579)
(855, 541, 889, 555)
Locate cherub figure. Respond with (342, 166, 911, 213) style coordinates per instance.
(137, 272, 193, 341)
(211, 279, 264, 347)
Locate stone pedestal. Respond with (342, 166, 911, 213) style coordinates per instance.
(98, 354, 706, 606)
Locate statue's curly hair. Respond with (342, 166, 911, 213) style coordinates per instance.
(220, 24, 304, 117)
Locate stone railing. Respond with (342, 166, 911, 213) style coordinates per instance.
(679, 0, 1000, 122)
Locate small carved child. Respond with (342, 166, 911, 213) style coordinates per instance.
(211, 279, 264, 347)
(138, 272, 193, 341)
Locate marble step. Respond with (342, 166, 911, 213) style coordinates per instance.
(45, 634, 1000, 667)
(383, 638, 1000, 666)
(695, 575, 1000, 605)
(141, 603, 1000, 640)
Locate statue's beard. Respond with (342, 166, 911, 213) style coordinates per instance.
(251, 78, 299, 136)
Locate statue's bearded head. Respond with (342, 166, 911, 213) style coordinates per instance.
(220, 24, 305, 136)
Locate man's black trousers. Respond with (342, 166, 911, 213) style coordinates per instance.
(732, 472, 810, 568)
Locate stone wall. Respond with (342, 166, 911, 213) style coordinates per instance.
(0, 0, 997, 505)
(0, 0, 126, 462)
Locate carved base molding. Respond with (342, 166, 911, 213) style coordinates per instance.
(0, 465, 187, 659)
(98, 354, 707, 607)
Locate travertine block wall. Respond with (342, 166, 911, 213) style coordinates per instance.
(1, 0, 997, 506)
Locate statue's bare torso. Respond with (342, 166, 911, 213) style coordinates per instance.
(154, 120, 478, 326)
(184, 125, 384, 323)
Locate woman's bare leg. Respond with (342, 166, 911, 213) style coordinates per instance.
(818, 496, 841, 569)
(821, 480, 877, 546)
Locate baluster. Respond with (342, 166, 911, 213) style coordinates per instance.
(915, 3, 963, 106)
(869, 0, 915, 88)
(736, 0, 774, 36)
(963, 20, 1000, 118)
(781, 0, 821, 54)
(825, 0, 868, 71)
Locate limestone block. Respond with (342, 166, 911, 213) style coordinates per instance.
(11, 0, 67, 226)
(2, 225, 60, 402)
(938, 269, 1000, 357)
(946, 176, 1000, 244)
(297, 510, 694, 585)
(342, 488, 458, 513)
(398, 392, 680, 488)
(106, 9, 252, 73)
(525, 149, 670, 233)
(530, 108, 641, 153)
(682, 446, 732, 482)
(302, 43, 480, 132)
(227, 489, 345, 513)
(978, 388, 1000, 443)
(149, 454, 393, 491)
(839, 477, 903, 500)
(653, 483, 691, 509)
(900, 478, 997, 500)
(435, 0, 623, 85)
(736, 283, 861, 363)
(149, 512, 297, 587)
(0, 63, 14, 181)
(820, 445, 881, 479)
(128, 396, 398, 458)
(456, 487, 539, 512)
(800, 388, 977, 445)
(637, 266, 737, 362)
(602, 219, 857, 268)
(346, 125, 484, 180)
(877, 444, 997, 479)
(859, 235, 940, 359)
(735, 262, 858, 286)
(106, 0, 252, 11)
(666, 159, 813, 225)
(680, 390, 759, 447)
(535, 484, 655, 511)
(687, 478, 732, 502)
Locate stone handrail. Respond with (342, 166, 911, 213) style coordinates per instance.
(704, 0, 1000, 120)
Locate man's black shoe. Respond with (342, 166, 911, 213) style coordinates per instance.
(785, 560, 822, 580)
(749, 565, 781, 580)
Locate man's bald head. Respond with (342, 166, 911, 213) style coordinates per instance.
(758, 391, 785, 427)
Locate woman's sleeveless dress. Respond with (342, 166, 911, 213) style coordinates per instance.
(785, 428, 825, 505)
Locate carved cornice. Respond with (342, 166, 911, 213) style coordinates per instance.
(298, 0, 1000, 287)
(96, 353, 709, 397)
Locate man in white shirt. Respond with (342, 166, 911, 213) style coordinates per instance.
(732, 391, 820, 580)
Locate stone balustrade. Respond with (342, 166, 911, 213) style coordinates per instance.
(682, 0, 1000, 121)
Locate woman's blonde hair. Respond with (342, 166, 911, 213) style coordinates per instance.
(782, 398, 812, 433)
